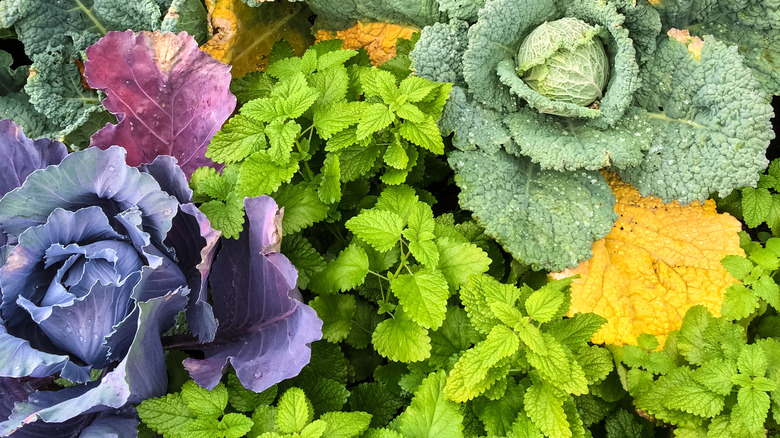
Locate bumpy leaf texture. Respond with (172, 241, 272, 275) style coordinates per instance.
(315, 21, 419, 66)
(85, 30, 236, 177)
(183, 196, 322, 392)
(554, 172, 745, 345)
(201, 0, 314, 77)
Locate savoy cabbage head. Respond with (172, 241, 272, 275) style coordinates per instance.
(401, 0, 777, 270)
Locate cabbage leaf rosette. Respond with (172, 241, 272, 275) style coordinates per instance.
(0, 127, 218, 434)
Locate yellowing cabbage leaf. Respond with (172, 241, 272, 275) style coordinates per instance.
(315, 21, 419, 65)
(553, 172, 744, 346)
(201, 0, 314, 77)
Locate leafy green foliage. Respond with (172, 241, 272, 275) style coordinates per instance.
(195, 41, 452, 240)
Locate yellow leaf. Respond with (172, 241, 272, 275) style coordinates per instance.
(667, 28, 704, 60)
(201, 0, 314, 77)
(315, 21, 419, 66)
(553, 172, 744, 346)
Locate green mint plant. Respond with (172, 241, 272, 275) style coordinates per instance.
(717, 158, 780, 235)
(306, 185, 493, 362)
(190, 40, 452, 238)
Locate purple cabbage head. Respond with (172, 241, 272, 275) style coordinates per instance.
(0, 127, 217, 434)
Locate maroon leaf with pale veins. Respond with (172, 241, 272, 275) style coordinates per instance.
(84, 30, 236, 177)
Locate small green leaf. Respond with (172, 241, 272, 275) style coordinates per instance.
(399, 76, 438, 103)
(282, 234, 326, 290)
(346, 209, 404, 253)
(390, 268, 449, 329)
(183, 417, 221, 438)
(721, 255, 754, 281)
(339, 144, 382, 182)
(356, 103, 395, 140)
(276, 388, 314, 434)
(742, 187, 772, 228)
(310, 66, 349, 107)
(372, 308, 431, 363)
(207, 114, 266, 164)
(199, 193, 246, 239)
(220, 413, 255, 438)
(524, 284, 566, 324)
(374, 185, 419, 224)
(361, 68, 399, 103)
(318, 153, 342, 204)
(524, 381, 569, 438)
(317, 49, 358, 71)
(383, 133, 409, 170)
(227, 373, 277, 412)
(181, 380, 228, 418)
(736, 387, 770, 434)
(319, 411, 372, 438)
(236, 150, 299, 197)
(399, 371, 464, 437)
(436, 238, 491, 290)
(408, 240, 439, 267)
(398, 117, 444, 154)
(309, 243, 370, 294)
(137, 393, 195, 437)
(310, 294, 357, 343)
(273, 183, 329, 236)
(314, 101, 363, 140)
(721, 283, 760, 320)
(265, 120, 301, 165)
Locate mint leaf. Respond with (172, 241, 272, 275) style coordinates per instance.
(524, 281, 567, 324)
(384, 134, 409, 170)
(314, 101, 362, 140)
(265, 120, 301, 165)
(137, 393, 195, 437)
(398, 117, 444, 154)
(346, 209, 404, 253)
(310, 294, 357, 343)
(398, 76, 438, 103)
(183, 417, 220, 438)
(276, 387, 314, 434)
(221, 413, 255, 438)
(317, 49, 358, 71)
(390, 268, 449, 330)
(310, 243, 369, 294)
(282, 234, 326, 290)
(524, 381, 568, 438)
(356, 103, 395, 140)
(339, 144, 382, 182)
(310, 66, 350, 107)
(181, 380, 228, 418)
(199, 193, 245, 239)
(227, 373, 277, 413)
(374, 185, 420, 224)
(236, 150, 299, 197)
(319, 411, 372, 438)
(742, 187, 772, 228)
(398, 371, 464, 438)
(206, 114, 266, 164)
(318, 152, 342, 204)
(372, 308, 431, 363)
(721, 255, 753, 281)
(273, 182, 329, 235)
(361, 68, 399, 103)
(437, 238, 491, 290)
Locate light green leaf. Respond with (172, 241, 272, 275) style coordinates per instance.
(314, 101, 363, 140)
(372, 308, 431, 363)
(221, 413, 255, 438)
(429, 307, 479, 368)
(524, 284, 566, 324)
(137, 393, 195, 437)
(526, 334, 588, 395)
(317, 49, 358, 71)
(273, 183, 329, 236)
(356, 103, 395, 140)
(545, 313, 606, 353)
(692, 359, 736, 397)
(383, 133, 409, 170)
(576, 346, 613, 385)
(489, 301, 545, 354)
(399, 76, 437, 103)
(309, 243, 369, 294)
(318, 153, 342, 204)
(374, 185, 419, 224)
(319, 411, 372, 438)
(361, 68, 399, 103)
(394, 101, 427, 124)
(227, 373, 277, 413)
(309, 66, 349, 107)
(339, 144, 382, 182)
(436, 238, 491, 290)
(236, 150, 299, 198)
(346, 209, 404, 253)
(390, 268, 449, 330)
(276, 388, 314, 434)
(736, 387, 770, 434)
(181, 380, 228, 418)
(199, 193, 245, 239)
(445, 325, 520, 402)
(738, 344, 768, 377)
(742, 187, 772, 229)
(184, 417, 221, 438)
(310, 294, 357, 343)
(399, 371, 464, 438)
(721, 255, 754, 281)
(206, 114, 266, 164)
(403, 202, 436, 242)
(265, 120, 301, 165)
(399, 117, 444, 154)
(301, 419, 328, 438)
(282, 234, 326, 290)
(721, 283, 760, 320)
(459, 274, 521, 336)
(408, 240, 439, 268)
(753, 275, 780, 309)
(524, 381, 569, 438)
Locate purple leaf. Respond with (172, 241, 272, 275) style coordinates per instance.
(84, 30, 236, 177)
(0, 119, 67, 245)
(183, 196, 322, 392)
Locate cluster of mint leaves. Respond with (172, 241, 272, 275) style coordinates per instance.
(190, 39, 451, 239)
(718, 159, 780, 236)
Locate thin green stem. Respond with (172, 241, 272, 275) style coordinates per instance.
(646, 112, 706, 129)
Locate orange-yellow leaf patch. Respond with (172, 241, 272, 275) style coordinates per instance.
(315, 21, 419, 66)
(201, 0, 314, 77)
(667, 28, 704, 60)
(553, 172, 744, 346)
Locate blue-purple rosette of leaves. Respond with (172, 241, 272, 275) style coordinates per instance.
(0, 121, 218, 434)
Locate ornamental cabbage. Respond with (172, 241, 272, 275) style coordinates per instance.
(400, 0, 776, 270)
